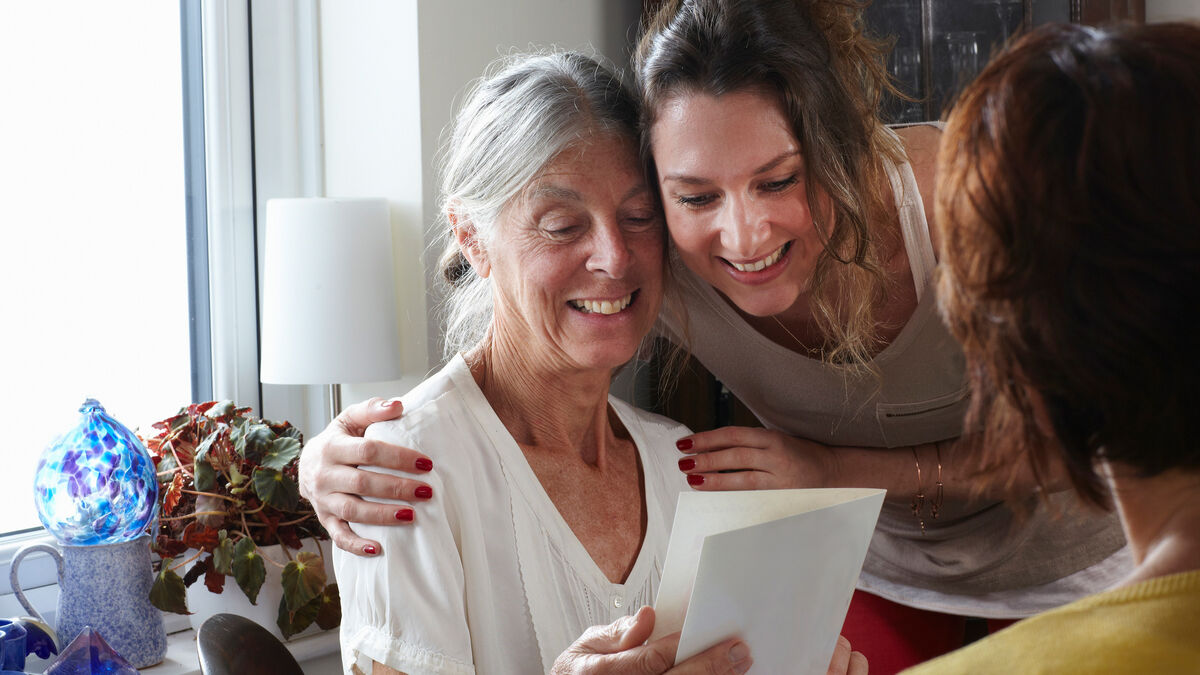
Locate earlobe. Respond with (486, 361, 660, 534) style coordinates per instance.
(451, 212, 490, 279)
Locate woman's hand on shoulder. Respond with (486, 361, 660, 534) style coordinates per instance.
(298, 397, 435, 557)
(552, 606, 752, 675)
(676, 427, 838, 490)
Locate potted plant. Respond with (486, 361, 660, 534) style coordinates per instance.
(139, 400, 340, 639)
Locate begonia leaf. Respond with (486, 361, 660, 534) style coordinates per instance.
(228, 462, 247, 487)
(280, 551, 325, 612)
(253, 467, 299, 511)
(194, 429, 220, 464)
(183, 555, 210, 587)
(232, 536, 265, 605)
(203, 558, 227, 594)
(154, 534, 189, 559)
(193, 459, 216, 492)
(149, 567, 190, 615)
(204, 400, 235, 418)
(230, 423, 247, 459)
(162, 472, 184, 515)
(277, 593, 319, 640)
(314, 583, 341, 630)
(182, 522, 221, 551)
(243, 424, 274, 463)
(155, 452, 178, 482)
(260, 436, 302, 471)
(212, 531, 235, 575)
(278, 526, 303, 550)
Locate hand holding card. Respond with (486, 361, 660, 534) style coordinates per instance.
(652, 488, 885, 674)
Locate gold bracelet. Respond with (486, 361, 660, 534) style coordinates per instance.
(931, 442, 945, 520)
(911, 445, 926, 535)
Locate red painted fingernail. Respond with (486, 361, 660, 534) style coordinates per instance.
(380, 398, 399, 408)
(395, 508, 415, 522)
(676, 438, 693, 451)
(687, 473, 705, 486)
(415, 485, 433, 499)
(678, 458, 696, 471)
(363, 545, 378, 555)
(415, 458, 434, 471)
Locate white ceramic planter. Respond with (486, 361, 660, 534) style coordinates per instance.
(184, 539, 335, 641)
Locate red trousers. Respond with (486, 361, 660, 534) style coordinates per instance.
(839, 590, 1018, 674)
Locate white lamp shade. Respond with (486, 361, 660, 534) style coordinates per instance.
(260, 198, 403, 385)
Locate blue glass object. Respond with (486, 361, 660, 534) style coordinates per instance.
(0, 620, 26, 671)
(0, 618, 57, 661)
(33, 400, 158, 545)
(44, 627, 138, 675)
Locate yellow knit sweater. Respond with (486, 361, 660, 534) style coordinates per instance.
(902, 569, 1200, 674)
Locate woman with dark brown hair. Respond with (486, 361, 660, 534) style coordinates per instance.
(903, 20, 1200, 673)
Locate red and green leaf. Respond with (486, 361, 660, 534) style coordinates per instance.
(140, 400, 335, 632)
(182, 522, 221, 552)
(280, 551, 326, 612)
(203, 559, 227, 594)
(162, 472, 185, 515)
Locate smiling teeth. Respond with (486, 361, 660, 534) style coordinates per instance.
(730, 244, 787, 272)
(570, 293, 633, 315)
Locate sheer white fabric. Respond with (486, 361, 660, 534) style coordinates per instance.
(335, 355, 690, 674)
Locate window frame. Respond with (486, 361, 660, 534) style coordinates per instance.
(0, 0, 260, 626)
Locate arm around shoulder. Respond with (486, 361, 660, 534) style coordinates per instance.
(334, 424, 474, 675)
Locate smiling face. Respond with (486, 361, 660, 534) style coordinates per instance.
(650, 88, 824, 317)
(466, 133, 664, 374)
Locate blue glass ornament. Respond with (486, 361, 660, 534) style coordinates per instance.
(44, 627, 139, 675)
(33, 399, 159, 545)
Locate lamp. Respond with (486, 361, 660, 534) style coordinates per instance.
(259, 198, 403, 424)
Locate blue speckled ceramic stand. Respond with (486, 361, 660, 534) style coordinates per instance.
(10, 536, 166, 669)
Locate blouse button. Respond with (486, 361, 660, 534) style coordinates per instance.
(612, 594, 623, 609)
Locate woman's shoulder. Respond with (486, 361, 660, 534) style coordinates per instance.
(611, 397, 691, 449)
(367, 357, 479, 444)
(612, 397, 691, 433)
(892, 123, 942, 252)
(903, 573, 1200, 674)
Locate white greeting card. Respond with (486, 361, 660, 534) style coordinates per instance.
(651, 488, 885, 674)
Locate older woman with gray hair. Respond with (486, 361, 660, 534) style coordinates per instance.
(333, 51, 753, 675)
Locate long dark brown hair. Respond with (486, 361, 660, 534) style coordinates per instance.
(936, 22, 1200, 505)
(635, 0, 908, 367)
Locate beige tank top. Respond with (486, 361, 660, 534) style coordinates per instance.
(661, 132, 1127, 615)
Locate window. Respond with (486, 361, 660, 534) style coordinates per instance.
(0, 0, 270, 633)
(0, 2, 197, 538)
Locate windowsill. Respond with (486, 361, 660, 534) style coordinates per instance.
(19, 627, 340, 675)
(5, 530, 342, 674)
(143, 626, 340, 675)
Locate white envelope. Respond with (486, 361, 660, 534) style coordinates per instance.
(651, 488, 885, 674)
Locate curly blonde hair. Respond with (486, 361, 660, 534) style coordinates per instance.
(635, 0, 908, 368)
